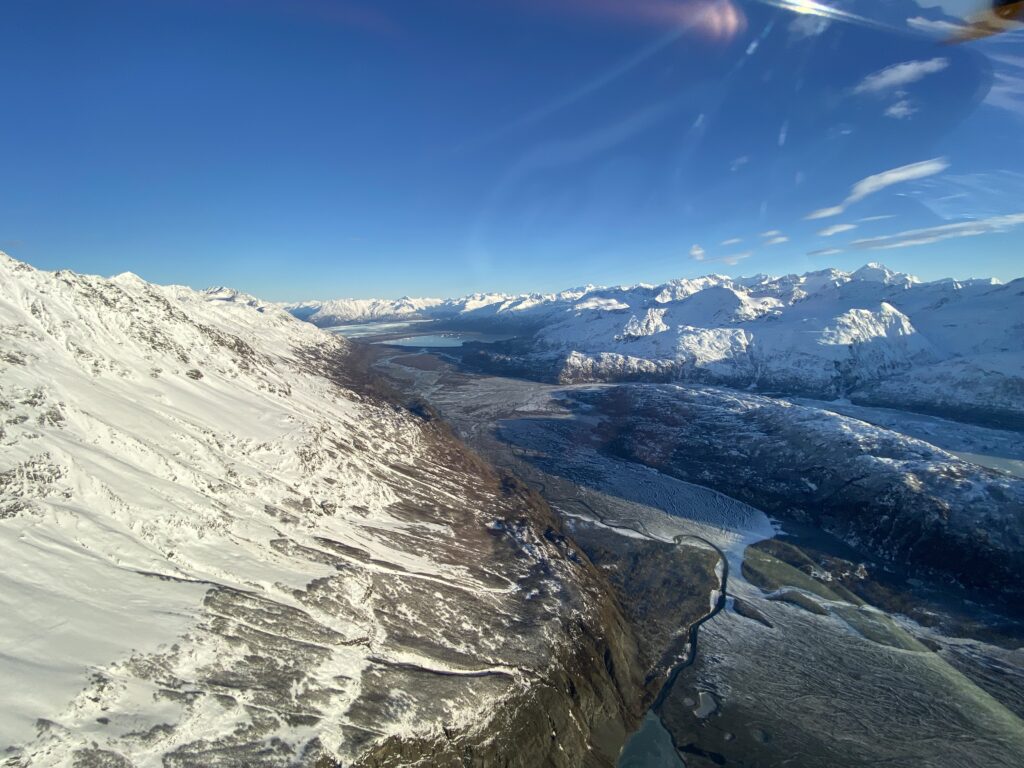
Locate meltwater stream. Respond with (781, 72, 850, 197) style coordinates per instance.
(618, 533, 731, 768)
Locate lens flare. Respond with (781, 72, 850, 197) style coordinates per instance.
(691, 0, 748, 39)
(751, 0, 905, 33)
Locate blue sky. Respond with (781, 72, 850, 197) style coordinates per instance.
(1, 0, 1022, 300)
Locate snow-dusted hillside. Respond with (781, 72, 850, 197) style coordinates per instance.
(0, 254, 643, 767)
(291, 264, 1023, 423)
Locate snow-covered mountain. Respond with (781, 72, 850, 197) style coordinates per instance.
(291, 264, 1023, 424)
(0, 254, 646, 766)
(281, 286, 605, 328)
(284, 296, 452, 325)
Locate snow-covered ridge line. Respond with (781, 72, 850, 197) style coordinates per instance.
(287, 262, 1023, 424)
(283, 263, 1000, 326)
(0, 252, 637, 767)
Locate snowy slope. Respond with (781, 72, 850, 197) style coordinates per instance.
(292, 263, 1022, 422)
(0, 254, 631, 766)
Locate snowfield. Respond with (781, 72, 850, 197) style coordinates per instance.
(0, 254, 635, 767)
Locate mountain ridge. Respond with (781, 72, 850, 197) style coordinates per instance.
(0, 252, 652, 767)
(282, 263, 1006, 326)
(285, 262, 1024, 425)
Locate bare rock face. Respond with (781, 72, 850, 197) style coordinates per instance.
(0, 254, 648, 767)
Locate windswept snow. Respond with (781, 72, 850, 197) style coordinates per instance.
(0, 253, 608, 766)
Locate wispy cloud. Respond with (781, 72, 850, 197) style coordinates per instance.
(721, 237, 743, 246)
(806, 157, 949, 219)
(808, 247, 843, 256)
(758, 229, 787, 245)
(858, 214, 895, 222)
(706, 251, 753, 266)
(853, 57, 949, 94)
(808, 205, 845, 219)
(885, 99, 917, 119)
(689, 243, 751, 265)
(912, 170, 1024, 219)
(986, 54, 1024, 119)
(850, 213, 1024, 250)
(817, 223, 857, 237)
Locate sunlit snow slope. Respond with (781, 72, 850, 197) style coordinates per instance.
(0, 254, 635, 767)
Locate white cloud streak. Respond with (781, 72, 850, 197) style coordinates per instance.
(721, 237, 743, 246)
(850, 213, 1024, 250)
(807, 205, 845, 220)
(691, 243, 752, 265)
(730, 155, 750, 172)
(808, 247, 843, 256)
(704, 251, 753, 266)
(986, 54, 1024, 119)
(853, 57, 949, 94)
(806, 157, 949, 219)
(817, 223, 857, 237)
(885, 99, 917, 119)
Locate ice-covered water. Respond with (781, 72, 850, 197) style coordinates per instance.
(378, 331, 516, 348)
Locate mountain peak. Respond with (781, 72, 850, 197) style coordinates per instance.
(0, 251, 34, 274)
(851, 262, 919, 286)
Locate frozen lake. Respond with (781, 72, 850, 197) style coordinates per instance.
(327, 321, 516, 348)
(379, 331, 516, 348)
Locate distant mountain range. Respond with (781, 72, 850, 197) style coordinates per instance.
(285, 263, 1024, 426)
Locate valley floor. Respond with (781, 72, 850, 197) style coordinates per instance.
(372, 344, 1024, 768)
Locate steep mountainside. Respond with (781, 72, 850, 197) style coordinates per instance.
(568, 384, 1024, 601)
(289, 264, 1023, 424)
(0, 254, 650, 767)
